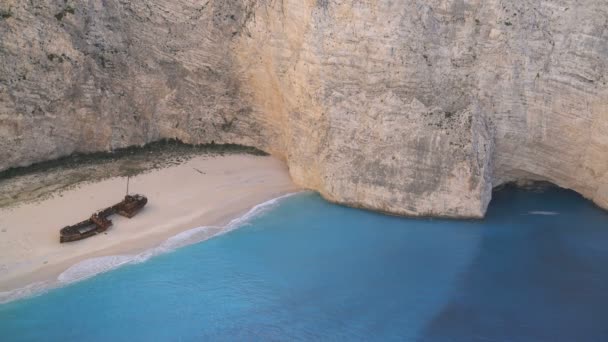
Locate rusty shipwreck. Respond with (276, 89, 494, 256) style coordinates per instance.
(59, 194, 148, 243)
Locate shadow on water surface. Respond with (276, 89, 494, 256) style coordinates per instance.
(420, 185, 608, 342)
(1, 184, 607, 342)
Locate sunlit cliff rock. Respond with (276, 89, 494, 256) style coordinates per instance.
(1, 0, 606, 217)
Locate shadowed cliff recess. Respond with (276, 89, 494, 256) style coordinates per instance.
(1, 0, 606, 217)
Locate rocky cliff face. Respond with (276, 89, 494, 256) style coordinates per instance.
(1, 0, 606, 217)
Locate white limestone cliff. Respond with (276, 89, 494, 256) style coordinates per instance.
(1, 0, 606, 217)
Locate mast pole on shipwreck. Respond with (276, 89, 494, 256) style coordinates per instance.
(126, 176, 130, 196)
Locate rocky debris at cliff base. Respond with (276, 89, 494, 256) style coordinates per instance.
(1, 0, 606, 217)
(0, 140, 266, 209)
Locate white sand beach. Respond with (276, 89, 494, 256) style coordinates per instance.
(0, 155, 298, 293)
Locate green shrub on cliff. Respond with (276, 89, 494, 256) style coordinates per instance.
(55, 5, 75, 21)
(0, 8, 13, 20)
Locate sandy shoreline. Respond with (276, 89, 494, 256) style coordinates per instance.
(0, 154, 298, 297)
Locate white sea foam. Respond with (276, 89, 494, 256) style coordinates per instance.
(221, 191, 298, 234)
(528, 211, 559, 216)
(57, 255, 137, 284)
(0, 281, 53, 305)
(2, 191, 303, 304)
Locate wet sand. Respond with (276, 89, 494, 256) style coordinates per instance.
(0, 154, 297, 294)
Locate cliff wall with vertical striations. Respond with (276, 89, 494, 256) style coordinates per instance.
(1, 0, 606, 217)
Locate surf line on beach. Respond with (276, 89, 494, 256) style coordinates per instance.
(0, 191, 305, 305)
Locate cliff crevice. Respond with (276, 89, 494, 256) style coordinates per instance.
(1, 0, 606, 217)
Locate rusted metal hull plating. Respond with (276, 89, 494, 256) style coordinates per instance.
(59, 195, 147, 243)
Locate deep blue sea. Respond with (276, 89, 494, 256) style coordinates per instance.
(1, 186, 608, 341)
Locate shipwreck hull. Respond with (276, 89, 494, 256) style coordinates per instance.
(59, 194, 147, 243)
(59, 219, 110, 243)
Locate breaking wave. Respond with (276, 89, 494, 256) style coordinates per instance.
(0, 281, 52, 305)
(0, 192, 302, 304)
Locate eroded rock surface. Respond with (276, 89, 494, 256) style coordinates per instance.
(1, 0, 606, 217)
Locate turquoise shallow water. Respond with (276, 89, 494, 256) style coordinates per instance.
(1, 186, 608, 341)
